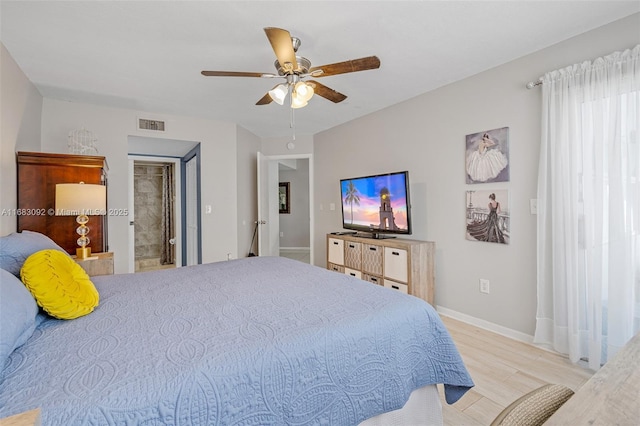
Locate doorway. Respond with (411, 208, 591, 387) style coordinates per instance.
(127, 136, 201, 273)
(133, 161, 177, 272)
(257, 153, 313, 265)
(278, 158, 311, 264)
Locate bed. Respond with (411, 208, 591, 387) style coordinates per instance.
(0, 231, 473, 425)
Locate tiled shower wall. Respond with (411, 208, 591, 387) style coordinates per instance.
(134, 163, 164, 260)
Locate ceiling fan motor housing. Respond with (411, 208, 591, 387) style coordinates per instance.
(274, 56, 311, 76)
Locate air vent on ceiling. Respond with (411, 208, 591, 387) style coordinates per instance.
(138, 118, 166, 132)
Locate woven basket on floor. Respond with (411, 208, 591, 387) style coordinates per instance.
(490, 383, 575, 426)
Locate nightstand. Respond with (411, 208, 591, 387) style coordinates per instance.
(72, 252, 114, 276)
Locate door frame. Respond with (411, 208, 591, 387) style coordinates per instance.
(181, 144, 202, 266)
(257, 153, 314, 264)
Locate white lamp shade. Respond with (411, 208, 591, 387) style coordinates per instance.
(294, 82, 314, 102)
(290, 93, 308, 109)
(55, 183, 106, 216)
(268, 84, 288, 105)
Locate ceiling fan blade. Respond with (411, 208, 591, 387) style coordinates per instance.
(309, 56, 380, 77)
(264, 27, 298, 73)
(201, 71, 273, 78)
(256, 90, 275, 105)
(307, 81, 347, 103)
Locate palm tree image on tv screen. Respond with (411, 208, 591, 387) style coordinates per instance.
(340, 171, 411, 235)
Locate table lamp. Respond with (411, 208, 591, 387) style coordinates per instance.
(55, 182, 106, 259)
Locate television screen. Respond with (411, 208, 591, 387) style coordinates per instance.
(340, 171, 412, 236)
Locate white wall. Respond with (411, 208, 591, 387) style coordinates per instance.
(261, 134, 314, 156)
(0, 43, 43, 235)
(313, 14, 640, 337)
(40, 99, 239, 273)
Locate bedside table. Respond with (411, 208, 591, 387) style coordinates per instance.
(72, 252, 114, 276)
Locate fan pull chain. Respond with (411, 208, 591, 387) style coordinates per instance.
(289, 83, 296, 140)
(290, 104, 294, 128)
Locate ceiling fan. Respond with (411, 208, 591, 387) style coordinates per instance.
(201, 27, 381, 109)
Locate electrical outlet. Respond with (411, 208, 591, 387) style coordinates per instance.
(279, 231, 284, 237)
(479, 279, 490, 294)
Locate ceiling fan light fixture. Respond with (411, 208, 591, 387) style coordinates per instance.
(294, 81, 314, 102)
(268, 84, 287, 105)
(290, 93, 308, 109)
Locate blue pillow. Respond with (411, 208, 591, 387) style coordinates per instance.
(0, 230, 68, 277)
(0, 268, 38, 370)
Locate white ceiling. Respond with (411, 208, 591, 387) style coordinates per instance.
(2, 1, 639, 139)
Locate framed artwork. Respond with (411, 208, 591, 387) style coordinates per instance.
(279, 182, 290, 214)
(465, 127, 510, 184)
(466, 189, 509, 244)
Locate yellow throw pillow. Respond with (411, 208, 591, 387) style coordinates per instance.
(20, 249, 99, 320)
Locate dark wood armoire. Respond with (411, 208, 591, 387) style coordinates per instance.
(17, 151, 109, 255)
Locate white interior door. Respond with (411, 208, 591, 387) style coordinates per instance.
(257, 152, 279, 256)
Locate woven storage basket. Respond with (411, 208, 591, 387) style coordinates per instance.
(490, 384, 574, 426)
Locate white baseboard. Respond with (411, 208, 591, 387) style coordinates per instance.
(280, 247, 310, 252)
(436, 305, 535, 345)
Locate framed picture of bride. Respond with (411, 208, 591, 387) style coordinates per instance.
(466, 189, 510, 244)
(465, 127, 510, 184)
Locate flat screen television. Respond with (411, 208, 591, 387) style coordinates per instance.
(340, 171, 412, 238)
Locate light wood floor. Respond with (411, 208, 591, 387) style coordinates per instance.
(437, 316, 594, 425)
(279, 249, 311, 264)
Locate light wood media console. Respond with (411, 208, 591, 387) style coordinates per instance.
(326, 234, 435, 305)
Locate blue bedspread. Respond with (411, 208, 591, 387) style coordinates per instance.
(0, 257, 473, 425)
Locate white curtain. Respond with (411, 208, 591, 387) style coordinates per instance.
(535, 45, 640, 370)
